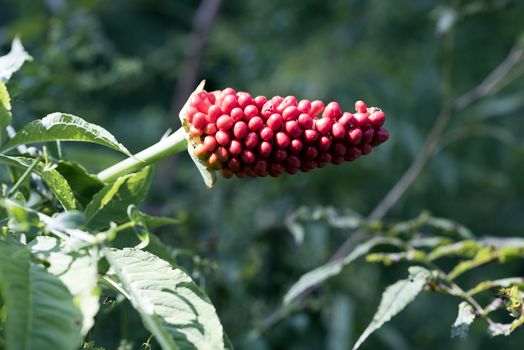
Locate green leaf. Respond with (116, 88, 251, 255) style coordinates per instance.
(29, 236, 100, 335)
(451, 302, 476, 339)
(55, 161, 104, 208)
(0, 240, 83, 350)
(84, 167, 151, 230)
(0, 38, 31, 83)
(0, 81, 11, 130)
(0, 155, 77, 210)
(2, 113, 131, 155)
(352, 266, 430, 350)
(104, 248, 227, 350)
(283, 237, 403, 305)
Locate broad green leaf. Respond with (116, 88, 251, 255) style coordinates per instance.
(84, 167, 151, 230)
(104, 248, 227, 350)
(451, 302, 475, 339)
(2, 113, 131, 155)
(0, 81, 11, 130)
(0, 155, 77, 210)
(29, 236, 100, 335)
(352, 266, 430, 350)
(283, 237, 403, 305)
(0, 38, 31, 83)
(55, 161, 104, 208)
(179, 80, 216, 189)
(0, 240, 83, 350)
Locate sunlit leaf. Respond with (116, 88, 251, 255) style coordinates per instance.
(28, 236, 100, 335)
(104, 248, 227, 350)
(2, 113, 131, 155)
(0, 240, 83, 350)
(352, 266, 431, 350)
(0, 37, 31, 83)
(451, 302, 476, 339)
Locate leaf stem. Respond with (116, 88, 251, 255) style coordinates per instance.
(97, 127, 187, 182)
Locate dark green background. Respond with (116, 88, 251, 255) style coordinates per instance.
(1, 0, 524, 349)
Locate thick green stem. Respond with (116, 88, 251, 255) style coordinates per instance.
(97, 127, 187, 182)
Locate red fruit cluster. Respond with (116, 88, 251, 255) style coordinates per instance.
(184, 88, 389, 178)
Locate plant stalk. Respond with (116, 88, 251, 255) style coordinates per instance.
(97, 127, 187, 182)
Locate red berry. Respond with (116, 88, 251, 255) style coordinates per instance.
(282, 106, 300, 121)
(298, 113, 313, 129)
(278, 96, 298, 112)
(221, 87, 237, 96)
(286, 155, 301, 168)
(267, 113, 283, 130)
(258, 141, 273, 157)
(237, 92, 253, 109)
(271, 96, 284, 108)
(217, 115, 234, 131)
(207, 105, 222, 123)
(207, 153, 221, 169)
(290, 139, 303, 154)
(248, 116, 264, 131)
(190, 93, 211, 113)
(369, 110, 386, 127)
(190, 126, 203, 138)
(319, 152, 332, 163)
(203, 136, 218, 152)
(254, 96, 267, 109)
(187, 106, 198, 123)
(216, 147, 229, 163)
(285, 120, 302, 138)
(274, 149, 288, 162)
(220, 168, 233, 179)
(228, 158, 241, 171)
(305, 146, 319, 159)
(361, 143, 372, 155)
(233, 121, 248, 139)
(338, 112, 356, 128)
(323, 102, 342, 119)
(362, 127, 375, 143)
(254, 160, 268, 176)
(194, 144, 207, 158)
(221, 94, 238, 114)
(297, 99, 311, 114)
(244, 105, 258, 120)
(354, 112, 369, 127)
(228, 140, 243, 156)
(310, 100, 325, 117)
(315, 118, 333, 135)
(244, 132, 258, 149)
(333, 143, 347, 156)
(260, 127, 274, 141)
(241, 150, 256, 164)
(192, 113, 207, 129)
(374, 127, 389, 144)
(345, 147, 362, 161)
(319, 135, 332, 151)
(215, 130, 231, 146)
(348, 129, 363, 144)
(261, 101, 276, 118)
(204, 123, 217, 135)
(230, 107, 244, 122)
(355, 100, 367, 113)
(303, 129, 319, 143)
(270, 163, 285, 177)
(331, 123, 346, 139)
(276, 132, 290, 148)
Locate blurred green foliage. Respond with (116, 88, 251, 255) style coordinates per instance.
(1, 0, 524, 349)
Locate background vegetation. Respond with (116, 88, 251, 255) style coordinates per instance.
(1, 0, 524, 349)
